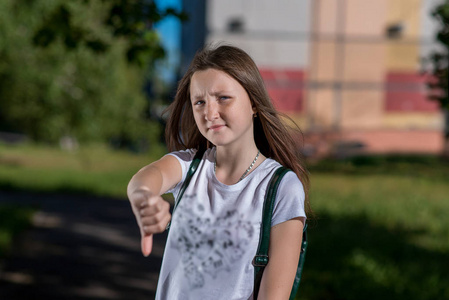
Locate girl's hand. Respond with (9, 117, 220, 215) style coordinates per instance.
(129, 189, 171, 256)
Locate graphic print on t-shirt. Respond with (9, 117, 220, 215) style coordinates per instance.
(171, 193, 255, 289)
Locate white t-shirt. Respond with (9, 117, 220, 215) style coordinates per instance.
(155, 147, 306, 300)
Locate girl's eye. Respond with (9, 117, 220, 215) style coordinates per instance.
(219, 96, 230, 101)
(194, 100, 205, 106)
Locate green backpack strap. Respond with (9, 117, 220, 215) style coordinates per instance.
(291, 222, 308, 299)
(165, 147, 205, 231)
(253, 166, 308, 300)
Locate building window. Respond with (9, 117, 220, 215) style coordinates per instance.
(227, 17, 244, 33)
(386, 22, 404, 39)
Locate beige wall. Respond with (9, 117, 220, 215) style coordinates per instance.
(308, 0, 387, 130)
(307, 0, 442, 132)
(386, 0, 422, 71)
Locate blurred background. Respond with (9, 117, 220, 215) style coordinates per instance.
(0, 0, 448, 299)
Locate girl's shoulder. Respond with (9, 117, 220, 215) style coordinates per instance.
(165, 148, 197, 162)
(166, 147, 215, 162)
(256, 158, 304, 190)
(164, 148, 215, 180)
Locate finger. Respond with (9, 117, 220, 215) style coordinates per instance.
(147, 195, 166, 207)
(129, 194, 149, 218)
(139, 200, 169, 217)
(142, 213, 172, 235)
(141, 207, 171, 228)
(139, 198, 149, 208)
(141, 234, 153, 257)
(130, 189, 152, 207)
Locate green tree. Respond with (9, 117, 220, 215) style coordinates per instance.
(0, 0, 183, 147)
(428, 1, 449, 157)
(32, 0, 186, 66)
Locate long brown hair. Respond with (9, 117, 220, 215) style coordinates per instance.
(164, 44, 311, 213)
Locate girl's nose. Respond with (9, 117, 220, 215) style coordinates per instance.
(205, 101, 219, 121)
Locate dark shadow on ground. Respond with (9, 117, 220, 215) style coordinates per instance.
(0, 191, 166, 300)
(301, 212, 449, 300)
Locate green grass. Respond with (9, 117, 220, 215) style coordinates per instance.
(300, 156, 449, 300)
(1, 144, 449, 299)
(0, 142, 166, 198)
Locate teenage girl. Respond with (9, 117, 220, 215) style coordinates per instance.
(127, 45, 310, 299)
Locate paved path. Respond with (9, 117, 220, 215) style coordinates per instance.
(0, 191, 167, 300)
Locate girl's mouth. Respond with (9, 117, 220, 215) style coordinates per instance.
(209, 125, 225, 131)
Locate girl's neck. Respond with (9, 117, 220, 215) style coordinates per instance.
(214, 143, 265, 185)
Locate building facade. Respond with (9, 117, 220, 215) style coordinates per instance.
(189, 0, 445, 155)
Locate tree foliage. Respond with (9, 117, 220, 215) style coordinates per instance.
(428, 2, 449, 111)
(0, 0, 183, 146)
(33, 0, 187, 66)
(427, 1, 449, 157)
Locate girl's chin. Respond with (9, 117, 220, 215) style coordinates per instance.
(205, 138, 231, 147)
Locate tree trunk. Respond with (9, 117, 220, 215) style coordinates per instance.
(443, 108, 449, 159)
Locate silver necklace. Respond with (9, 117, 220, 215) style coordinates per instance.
(214, 150, 261, 182)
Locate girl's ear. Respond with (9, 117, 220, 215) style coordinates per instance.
(252, 103, 257, 115)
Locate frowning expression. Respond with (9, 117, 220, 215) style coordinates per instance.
(190, 68, 256, 148)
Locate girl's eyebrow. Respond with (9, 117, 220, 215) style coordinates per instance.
(191, 90, 230, 100)
(211, 90, 229, 96)
(191, 93, 205, 100)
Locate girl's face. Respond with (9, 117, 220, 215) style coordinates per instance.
(190, 68, 256, 148)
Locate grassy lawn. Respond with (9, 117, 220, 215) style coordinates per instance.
(0, 143, 448, 299)
(302, 156, 449, 300)
(0, 142, 166, 198)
